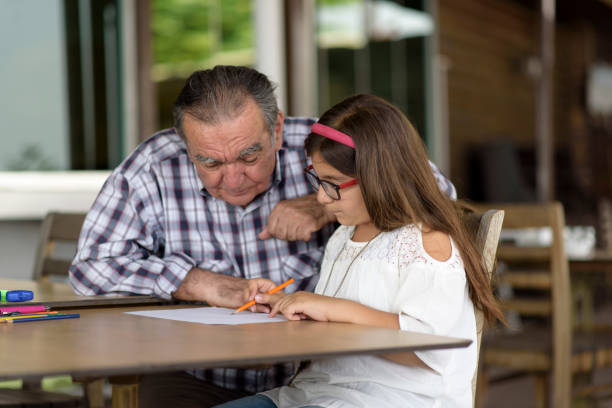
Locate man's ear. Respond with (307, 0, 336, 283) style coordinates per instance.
(273, 110, 285, 151)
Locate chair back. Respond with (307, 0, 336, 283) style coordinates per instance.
(474, 201, 572, 407)
(32, 212, 86, 281)
(3, 212, 89, 406)
(465, 208, 505, 405)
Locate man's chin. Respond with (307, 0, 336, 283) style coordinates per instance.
(219, 191, 257, 207)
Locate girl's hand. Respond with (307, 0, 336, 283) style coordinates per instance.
(257, 291, 335, 321)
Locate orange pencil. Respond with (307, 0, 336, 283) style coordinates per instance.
(233, 278, 294, 314)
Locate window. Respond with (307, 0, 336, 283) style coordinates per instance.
(152, 0, 255, 130)
(0, 0, 70, 171)
(0, 0, 124, 171)
(316, 0, 433, 142)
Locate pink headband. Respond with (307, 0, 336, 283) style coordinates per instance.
(311, 123, 355, 149)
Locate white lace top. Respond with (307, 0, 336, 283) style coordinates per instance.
(263, 224, 477, 408)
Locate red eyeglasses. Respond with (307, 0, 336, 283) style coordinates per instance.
(304, 165, 358, 200)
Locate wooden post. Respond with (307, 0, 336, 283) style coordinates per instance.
(136, 0, 157, 142)
(110, 375, 140, 408)
(536, 0, 555, 202)
(551, 203, 572, 408)
(284, 0, 317, 117)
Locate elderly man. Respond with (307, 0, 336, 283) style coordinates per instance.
(69, 65, 455, 407)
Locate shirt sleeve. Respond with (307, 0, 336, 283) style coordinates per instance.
(392, 231, 467, 374)
(281, 246, 325, 292)
(69, 169, 194, 299)
(428, 160, 457, 201)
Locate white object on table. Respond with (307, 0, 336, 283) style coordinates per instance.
(126, 307, 287, 325)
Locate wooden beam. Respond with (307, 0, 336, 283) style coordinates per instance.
(136, 0, 157, 142)
(536, 0, 555, 201)
(284, 0, 316, 117)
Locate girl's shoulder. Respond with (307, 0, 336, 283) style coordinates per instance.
(387, 224, 464, 271)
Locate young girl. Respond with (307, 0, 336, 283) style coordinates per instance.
(215, 94, 503, 408)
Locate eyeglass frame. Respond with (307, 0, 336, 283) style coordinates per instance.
(304, 164, 358, 200)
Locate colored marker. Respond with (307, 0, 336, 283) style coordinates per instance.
(0, 305, 47, 315)
(0, 290, 34, 302)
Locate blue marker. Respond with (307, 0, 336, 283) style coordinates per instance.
(0, 290, 34, 302)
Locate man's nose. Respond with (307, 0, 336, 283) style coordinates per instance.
(222, 163, 245, 187)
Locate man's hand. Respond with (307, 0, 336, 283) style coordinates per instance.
(258, 194, 336, 241)
(172, 268, 277, 311)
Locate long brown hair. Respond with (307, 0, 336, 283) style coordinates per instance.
(306, 94, 503, 323)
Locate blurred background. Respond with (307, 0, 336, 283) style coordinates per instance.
(0, 0, 611, 405)
(2, 0, 611, 220)
(2, 0, 612, 209)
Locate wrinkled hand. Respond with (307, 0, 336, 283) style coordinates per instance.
(256, 291, 334, 321)
(172, 268, 277, 311)
(242, 278, 281, 313)
(258, 194, 336, 241)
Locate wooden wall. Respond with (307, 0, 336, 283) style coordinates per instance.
(554, 0, 612, 204)
(438, 0, 612, 212)
(439, 0, 539, 196)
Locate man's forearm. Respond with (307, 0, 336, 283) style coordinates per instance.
(171, 268, 212, 301)
(69, 252, 196, 299)
(172, 268, 249, 308)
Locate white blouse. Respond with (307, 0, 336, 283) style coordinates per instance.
(263, 224, 477, 408)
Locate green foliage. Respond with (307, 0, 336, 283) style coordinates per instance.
(152, 0, 253, 80)
(317, 0, 359, 5)
(0, 380, 22, 389)
(42, 376, 79, 392)
(220, 0, 252, 51)
(0, 376, 77, 392)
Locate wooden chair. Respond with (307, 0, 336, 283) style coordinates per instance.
(474, 202, 612, 408)
(32, 212, 87, 282)
(0, 212, 104, 408)
(463, 208, 505, 406)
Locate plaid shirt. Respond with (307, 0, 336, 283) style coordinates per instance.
(69, 116, 456, 393)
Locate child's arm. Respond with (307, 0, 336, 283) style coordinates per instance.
(257, 291, 431, 369)
(262, 291, 399, 327)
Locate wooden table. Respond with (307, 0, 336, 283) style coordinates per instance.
(570, 250, 612, 273)
(0, 305, 471, 407)
(569, 250, 612, 328)
(0, 277, 164, 308)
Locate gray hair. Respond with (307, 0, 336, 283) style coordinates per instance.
(173, 66, 279, 142)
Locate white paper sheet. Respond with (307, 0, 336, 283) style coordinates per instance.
(126, 307, 287, 325)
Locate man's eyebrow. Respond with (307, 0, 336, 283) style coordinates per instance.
(239, 143, 263, 158)
(193, 154, 219, 165)
(192, 143, 263, 165)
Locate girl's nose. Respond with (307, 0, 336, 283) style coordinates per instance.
(316, 185, 334, 204)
